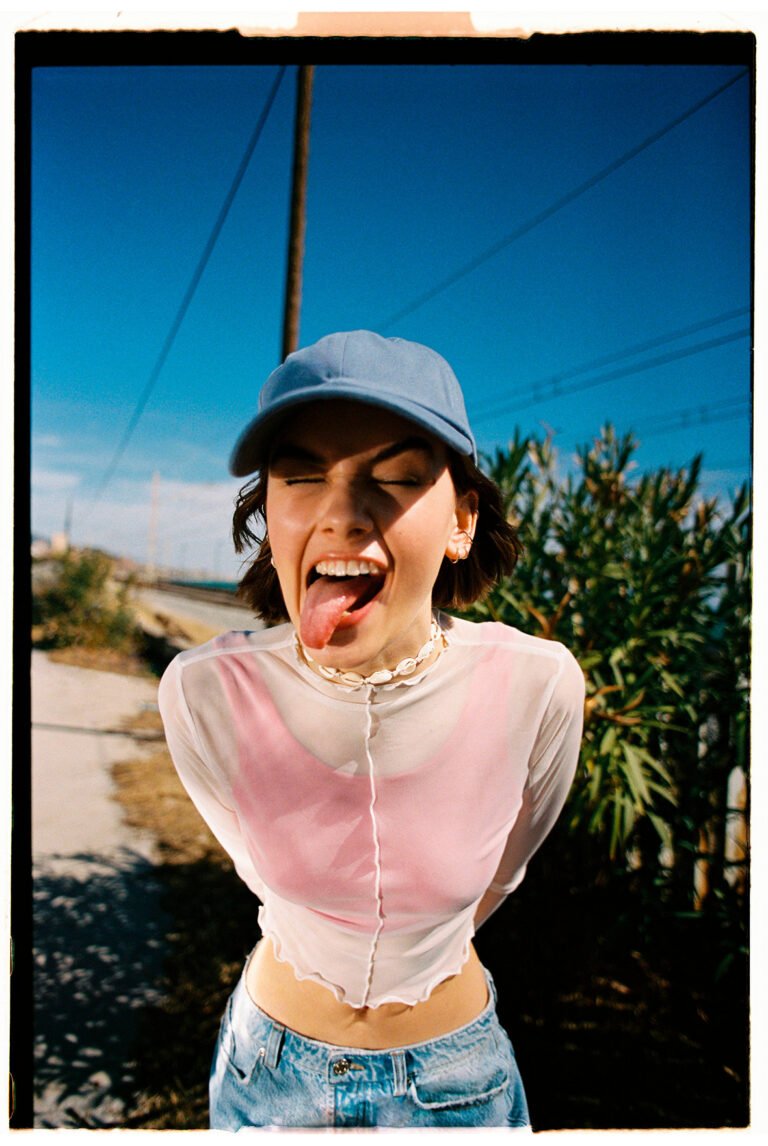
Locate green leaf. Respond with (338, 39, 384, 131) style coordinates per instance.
(599, 726, 618, 757)
(620, 741, 651, 806)
(610, 796, 623, 857)
(647, 811, 673, 851)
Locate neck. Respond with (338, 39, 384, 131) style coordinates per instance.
(298, 619, 444, 689)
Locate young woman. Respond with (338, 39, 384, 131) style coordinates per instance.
(158, 330, 584, 1130)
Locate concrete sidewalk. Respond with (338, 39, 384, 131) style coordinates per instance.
(31, 651, 168, 1128)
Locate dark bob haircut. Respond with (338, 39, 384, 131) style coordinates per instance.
(232, 451, 522, 624)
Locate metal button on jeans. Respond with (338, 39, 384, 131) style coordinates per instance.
(333, 1058, 364, 1076)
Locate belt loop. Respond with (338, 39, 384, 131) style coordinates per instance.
(263, 1020, 285, 1069)
(391, 1050, 408, 1096)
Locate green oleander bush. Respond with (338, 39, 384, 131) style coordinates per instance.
(32, 548, 142, 654)
(462, 425, 749, 970)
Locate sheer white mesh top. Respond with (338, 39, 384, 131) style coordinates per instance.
(158, 614, 584, 1009)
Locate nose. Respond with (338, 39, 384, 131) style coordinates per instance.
(319, 478, 374, 539)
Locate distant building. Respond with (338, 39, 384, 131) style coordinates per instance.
(50, 532, 69, 554)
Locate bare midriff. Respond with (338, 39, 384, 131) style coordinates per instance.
(244, 936, 489, 1049)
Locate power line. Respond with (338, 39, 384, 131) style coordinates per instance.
(633, 394, 749, 430)
(633, 399, 750, 440)
(155, 358, 752, 548)
(147, 399, 752, 554)
(159, 402, 751, 550)
(378, 69, 748, 331)
(471, 327, 750, 424)
(84, 65, 288, 516)
(471, 307, 750, 421)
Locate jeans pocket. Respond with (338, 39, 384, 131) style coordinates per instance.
(216, 994, 265, 1086)
(408, 1056, 510, 1112)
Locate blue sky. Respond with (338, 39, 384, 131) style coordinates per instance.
(30, 61, 752, 580)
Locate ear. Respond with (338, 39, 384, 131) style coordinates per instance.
(445, 489, 479, 562)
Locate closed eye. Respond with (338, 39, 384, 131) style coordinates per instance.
(375, 478, 422, 486)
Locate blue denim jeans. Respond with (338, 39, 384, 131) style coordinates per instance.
(209, 961, 530, 1130)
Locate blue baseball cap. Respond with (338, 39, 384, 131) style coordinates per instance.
(229, 330, 477, 476)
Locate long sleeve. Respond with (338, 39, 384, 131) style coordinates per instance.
(153, 622, 586, 1006)
(476, 647, 584, 926)
(157, 656, 266, 900)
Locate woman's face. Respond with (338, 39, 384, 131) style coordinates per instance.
(265, 400, 477, 675)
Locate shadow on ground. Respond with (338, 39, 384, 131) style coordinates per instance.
(33, 848, 169, 1128)
(122, 854, 257, 1129)
(33, 842, 748, 1130)
(475, 843, 749, 1131)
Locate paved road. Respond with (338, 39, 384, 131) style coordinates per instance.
(30, 591, 263, 1126)
(133, 586, 261, 638)
(31, 652, 167, 1129)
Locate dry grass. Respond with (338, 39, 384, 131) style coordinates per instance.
(130, 601, 219, 648)
(113, 706, 224, 864)
(108, 699, 256, 1129)
(44, 644, 157, 678)
(112, 748, 225, 865)
(77, 648, 746, 1131)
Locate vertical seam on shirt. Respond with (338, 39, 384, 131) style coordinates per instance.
(362, 686, 385, 1006)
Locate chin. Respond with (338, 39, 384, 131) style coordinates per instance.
(321, 631, 375, 665)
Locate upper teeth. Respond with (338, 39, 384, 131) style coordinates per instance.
(315, 559, 379, 577)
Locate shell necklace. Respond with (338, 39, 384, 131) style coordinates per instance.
(298, 619, 444, 689)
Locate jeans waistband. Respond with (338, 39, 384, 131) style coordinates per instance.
(228, 957, 500, 1081)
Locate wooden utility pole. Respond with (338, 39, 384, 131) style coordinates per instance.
(281, 64, 314, 361)
(147, 470, 160, 581)
(63, 496, 73, 551)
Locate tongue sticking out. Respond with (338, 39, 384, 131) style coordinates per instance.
(300, 576, 380, 650)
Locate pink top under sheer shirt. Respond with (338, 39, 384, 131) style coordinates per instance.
(158, 614, 585, 1008)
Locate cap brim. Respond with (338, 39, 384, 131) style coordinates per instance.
(229, 385, 476, 476)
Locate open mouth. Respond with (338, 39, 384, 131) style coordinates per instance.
(301, 560, 387, 649)
(307, 560, 385, 604)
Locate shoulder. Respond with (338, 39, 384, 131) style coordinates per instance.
(165, 623, 293, 671)
(159, 623, 295, 695)
(443, 613, 579, 667)
(442, 614, 584, 703)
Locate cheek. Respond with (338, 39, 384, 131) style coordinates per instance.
(395, 500, 455, 581)
(264, 492, 298, 568)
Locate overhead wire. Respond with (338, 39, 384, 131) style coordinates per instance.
(157, 395, 752, 553)
(156, 343, 752, 550)
(155, 314, 752, 548)
(632, 393, 749, 428)
(83, 64, 288, 516)
(155, 312, 751, 546)
(470, 327, 750, 424)
(632, 397, 751, 439)
(378, 69, 749, 331)
(470, 307, 750, 421)
(79, 65, 751, 556)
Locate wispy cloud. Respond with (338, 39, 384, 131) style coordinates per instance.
(32, 472, 245, 577)
(31, 468, 81, 491)
(32, 433, 64, 449)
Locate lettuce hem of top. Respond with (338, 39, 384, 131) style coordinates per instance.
(290, 612, 453, 695)
(259, 920, 474, 1011)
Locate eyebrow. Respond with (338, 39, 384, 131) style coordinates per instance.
(268, 435, 436, 469)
